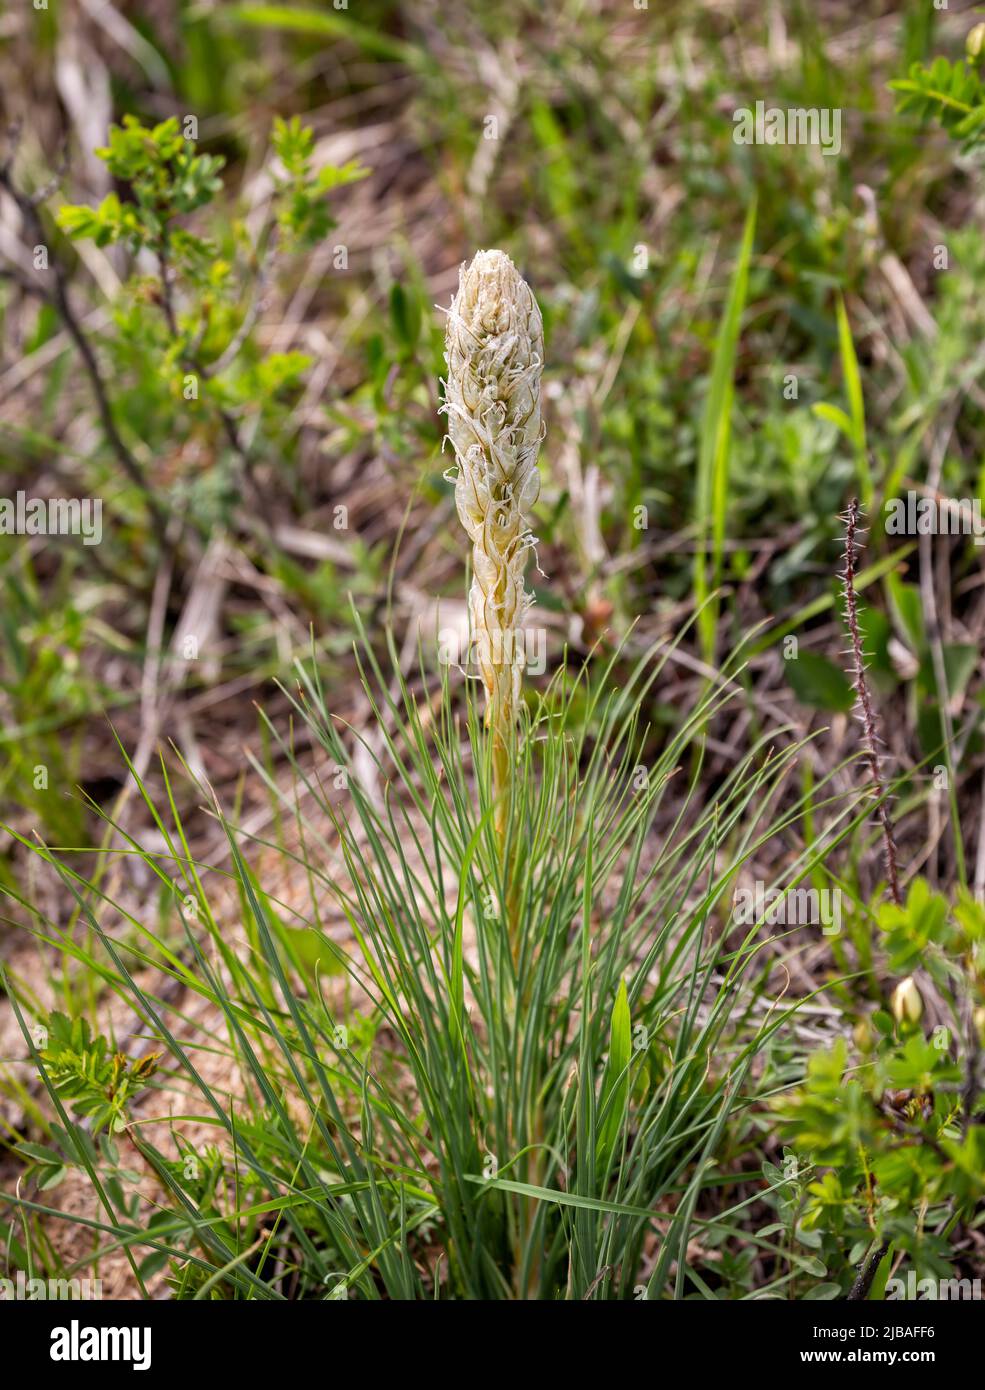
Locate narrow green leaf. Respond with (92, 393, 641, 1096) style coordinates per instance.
(695, 200, 756, 660)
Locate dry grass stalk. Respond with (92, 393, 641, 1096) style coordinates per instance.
(841, 497, 903, 907)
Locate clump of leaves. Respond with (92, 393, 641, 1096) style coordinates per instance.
(774, 882, 985, 1288)
(57, 115, 224, 262)
(33, 1011, 160, 1136)
(7, 625, 827, 1299)
(269, 114, 368, 247)
(890, 25, 985, 151)
(51, 115, 367, 528)
(770, 496, 985, 1294)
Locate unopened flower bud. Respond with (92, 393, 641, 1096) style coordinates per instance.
(891, 976, 923, 1027)
(853, 1018, 873, 1052)
(967, 22, 985, 59)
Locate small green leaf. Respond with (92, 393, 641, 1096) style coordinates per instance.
(14, 1141, 63, 1165)
(886, 574, 925, 655)
(811, 402, 853, 436)
(943, 644, 977, 700)
(38, 1165, 66, 1192)
(872, 1009, 894, 1036)
(598, 977, 632, 1171)
(390, 284, 421, 353)
(787, 651, 855, 712)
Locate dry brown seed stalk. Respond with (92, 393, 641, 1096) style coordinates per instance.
(443, 249, 544, 833)
(841, 497, 903, 907)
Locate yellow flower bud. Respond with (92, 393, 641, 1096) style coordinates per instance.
(853, 1018, 873, 1052)
(891, 976, 923, 1027)
(967, 22, 985, 59)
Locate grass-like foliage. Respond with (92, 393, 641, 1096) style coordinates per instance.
(4, 616, 842, 1299)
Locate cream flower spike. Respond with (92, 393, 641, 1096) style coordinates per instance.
(443, 249, 544, 786)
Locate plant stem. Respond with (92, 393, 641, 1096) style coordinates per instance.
(841, 498, 903, 907)
(846, 1240, 889, 1301)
